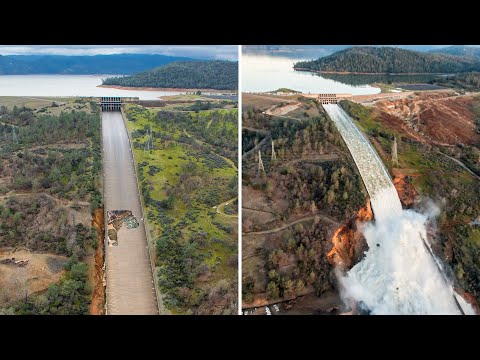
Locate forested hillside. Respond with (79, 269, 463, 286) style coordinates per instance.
(0, 105, 101, 205)
(0, 53, 194, 75)
(0, 100, 102, 315)
(294, 47, 480, 74)
(103, 61, 238, 90)
(242, 96, 368, 308)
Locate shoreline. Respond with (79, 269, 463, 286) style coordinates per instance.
(293, 68, 450, 76)
(98, 84, 238, 93)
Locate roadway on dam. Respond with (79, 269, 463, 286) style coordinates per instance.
(102, 111, 158, 315)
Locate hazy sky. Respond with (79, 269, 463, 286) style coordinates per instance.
(0, 45, 238, 60)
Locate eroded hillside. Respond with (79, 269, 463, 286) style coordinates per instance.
(242, 94, 369, 313)
(341, 92, 480, 307)
(374, 92, 480, 146)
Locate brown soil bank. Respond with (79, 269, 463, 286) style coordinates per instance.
(326, 170, 432, 269)
(98, 84, 237, 93)
(89, 208, 105, 315)
(0, 250, 67, 306)
(375, 92, 480, 146)
(393, 171, 419, 208)
(327, 171, 421, 268)
(327, 201, 372, 269)
(456, 289, 480, 314)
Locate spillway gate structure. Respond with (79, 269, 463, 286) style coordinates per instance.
(100, 97, 122, 111)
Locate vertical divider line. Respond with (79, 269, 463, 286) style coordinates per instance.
(100, 106, 108, 315)
(237, 44, 243, 315)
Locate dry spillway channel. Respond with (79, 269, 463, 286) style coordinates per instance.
(102, 111, 158, 315)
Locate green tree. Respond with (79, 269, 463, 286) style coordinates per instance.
(326, 189, 336, 204)
(283, 279, 295, 297)
(68, 262, 88, 282)
(296, 279, 305, 294)
(287, 238, 296, 251)
(267, 281, 280, 299)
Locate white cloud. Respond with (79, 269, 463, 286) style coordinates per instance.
(0, 45, 238, 60)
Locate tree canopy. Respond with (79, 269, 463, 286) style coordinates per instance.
(430, 72, 480, 91)
(294, 47, 480, 74)
(103, 60, 238, 90)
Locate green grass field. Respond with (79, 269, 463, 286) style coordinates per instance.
(0, 96, 71, 109)
(0, 97, 94, 117)
(124, 104, 238, 314)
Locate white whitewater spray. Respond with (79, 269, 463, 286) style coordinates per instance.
(324, 104, 472, 315)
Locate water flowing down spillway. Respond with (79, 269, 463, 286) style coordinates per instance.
(323, 105, 403, 222)
(323, 104, 472, 315)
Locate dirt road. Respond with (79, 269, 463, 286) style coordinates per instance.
(0, 191, 90, 207)
(242, 134, 271, 161)
(350, 91, 414, 104)
(183, 129, 238, 171)
(438, 152, 480, 180)
(215, 197, 238, 218)
(265, 102, 301, 116)
(243, 213, 339, 236)
(102, 112, 158, 315)
(0, 250, 67, 306)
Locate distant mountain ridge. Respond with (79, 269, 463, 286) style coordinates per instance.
(0, 53, 196, 75)
(429, 45, 480, 58)
(102, 60, 238, 90)
(294, 47, 480, 74)
(243, 45, 445, 54)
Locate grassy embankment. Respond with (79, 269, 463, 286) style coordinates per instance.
(124, 104, 238, 314)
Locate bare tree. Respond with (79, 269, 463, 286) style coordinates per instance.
(13, 267, 30, 303)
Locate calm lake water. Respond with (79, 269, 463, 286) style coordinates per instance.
(242, 54, 381, 95)
(0, 75, 182, 100)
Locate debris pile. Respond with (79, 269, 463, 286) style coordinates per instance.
(124, 215, 139, 229)
(0, 258, 29, 267)
(107, 210, 133, 225)
(106, 210, 140, 246)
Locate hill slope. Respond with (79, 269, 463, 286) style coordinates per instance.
(0, 54, 194, 75)
(294, 47, 480, 74)
(430, 46, 480, 58)
(102, 60, 238, 90)
(431, 72, 480, 91)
